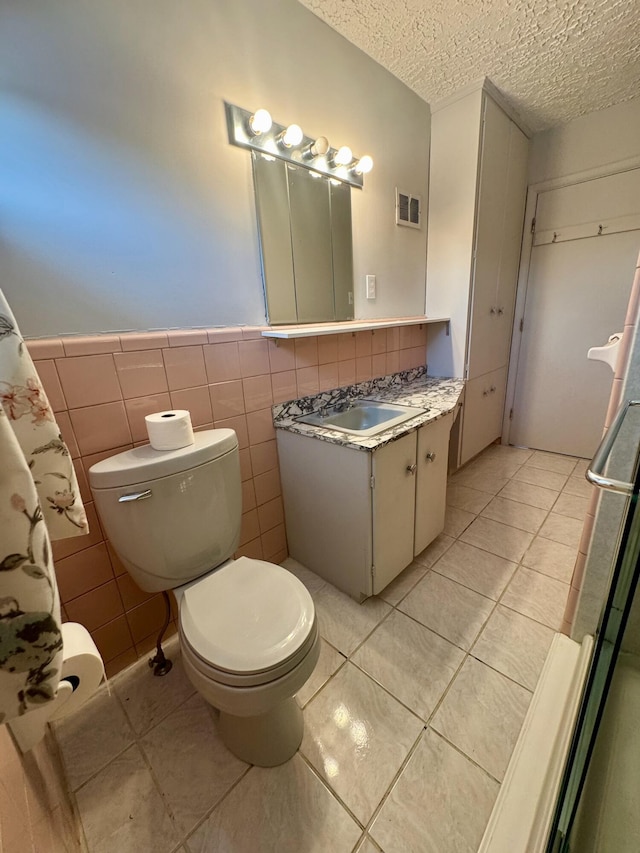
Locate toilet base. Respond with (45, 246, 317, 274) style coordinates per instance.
(219, 697, 303, 767)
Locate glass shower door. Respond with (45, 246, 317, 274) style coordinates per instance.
(547, 400, 640, 852)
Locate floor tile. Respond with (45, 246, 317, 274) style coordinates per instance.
(352, 610, 465, 720)
(572, 458, 590, 476)
(446, 484, 493, 514)
(460, 516, 534, 563)
(378, 559, 429, 606)
(301, 663, 423, 824)
(297, 639, 346, 707)
(312, 583, 391, 656)
(539, 512, 584, 548)
(480, 495, 548, 533)
(431, 540, 517, 600)
(527, 451, 579, 475)
(482, 445, 533, 465)
(522, 536, 578, 583)
(431, 658, 531, 782)
(462, 455, 524, 479)
(75, 744, 179, 853)
(413, 533, 455, 568)
(370, 728, 498, 853)
(472, 605, 555, 691)
(187, 755, 361, 853)
(448, 469, 509, 495)
(443, 506, 476, 538)
(281, 557, 328, 596)
(512, 465, 569, 491)
(562, 475, 594, 499)
(140, 694, 248, 836)
(497, 479, 559, 510)
(552, 491, 589, 520)
(501, 566, 569, 630)
(55, 686, 134, 792)
(114, 643, 196, 736)
(399, 572, 494, 651)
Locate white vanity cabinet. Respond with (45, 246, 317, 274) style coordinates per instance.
(277, 413, 453, 600)
(426, 83, 529, 468)
(413, 412, 452, 554)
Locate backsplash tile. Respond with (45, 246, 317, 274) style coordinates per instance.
(26, 323, 427, 678)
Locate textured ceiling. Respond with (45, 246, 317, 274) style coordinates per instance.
(298, 0, 640, 132)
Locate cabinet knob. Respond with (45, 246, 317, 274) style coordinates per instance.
(497, 307, 504, 315)
(425, 452, 436, 462)
(490, 385, 497, 393)
(483, 389, 489, 396)
(490, 306, 497, 315)
(406, 464, 417, 475)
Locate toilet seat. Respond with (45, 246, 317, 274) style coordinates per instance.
(178, 557, 317, 687)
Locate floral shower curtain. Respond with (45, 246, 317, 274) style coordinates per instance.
(0, 292, 87, 723)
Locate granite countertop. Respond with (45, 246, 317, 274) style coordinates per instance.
(272, 367, 465, 451)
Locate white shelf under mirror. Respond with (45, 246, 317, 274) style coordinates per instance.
(261, 316, 450, 339)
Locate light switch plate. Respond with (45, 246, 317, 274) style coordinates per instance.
(366, 275, 376, 299)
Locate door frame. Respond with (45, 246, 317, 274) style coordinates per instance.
(502, 155, 640, 447)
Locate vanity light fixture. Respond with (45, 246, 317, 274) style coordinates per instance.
(278, 123, 304, 148)
(248, 108, 272, 136)
(225, 102, 371, 189)
(353, 155, 374, 175)
(303, 136, 330, 159)
(333, 145, 353, 167)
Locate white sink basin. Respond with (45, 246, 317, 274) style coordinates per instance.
(296, 400, 426, 437)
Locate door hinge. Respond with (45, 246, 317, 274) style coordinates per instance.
(370, 475, 375, 489)
(519, 317, 524, 333)
(530, 217, 536, 235)
(509, 407, 514, 420)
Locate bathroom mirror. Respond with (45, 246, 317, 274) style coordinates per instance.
(252, 153, 354, 324)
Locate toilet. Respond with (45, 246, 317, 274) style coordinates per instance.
(88, 429, 319, 767)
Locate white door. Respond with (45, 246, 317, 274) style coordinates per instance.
(510, 169, 640, 458)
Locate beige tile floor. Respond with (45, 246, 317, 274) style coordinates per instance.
(53, 444, 585, 853)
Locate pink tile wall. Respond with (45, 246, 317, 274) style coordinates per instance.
(0, 726, 82, 852)
(28, 323, 427, 677)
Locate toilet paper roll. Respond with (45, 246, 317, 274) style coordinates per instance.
(145, 409, 195, 451)
(49, 622, 105, 722)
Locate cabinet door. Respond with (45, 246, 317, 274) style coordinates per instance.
(460, 366, 508, 465)
(493, 121, 529, 369)
(468, 97, 529, 380)
(467, 95, 512, 380)
(414, 413, 453, 556)
(371, 432, 416, 594)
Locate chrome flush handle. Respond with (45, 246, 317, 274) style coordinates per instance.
(118, 490, 152, 503)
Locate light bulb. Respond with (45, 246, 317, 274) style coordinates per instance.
(280, 124, 303, 148)
(305, 136, 330, 158)
(248, 108, 272, 135)
(333, 146, 353, 166)
(354, 155, 373, 175)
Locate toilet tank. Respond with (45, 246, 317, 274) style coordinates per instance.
(89, 430, 242, 593)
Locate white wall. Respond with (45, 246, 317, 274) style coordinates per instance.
(0, 0, 430, 337)
(528, 96, 640, 186)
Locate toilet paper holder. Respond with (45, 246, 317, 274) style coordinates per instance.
(7, 622, 104, 753)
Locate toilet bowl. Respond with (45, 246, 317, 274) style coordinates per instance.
(176, 556, 320, 766)
(88, 429, 319, 766)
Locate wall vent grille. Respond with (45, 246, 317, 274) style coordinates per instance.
(396, 189, 422, 229)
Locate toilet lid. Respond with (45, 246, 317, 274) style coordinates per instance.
(179, 557, 315, 674)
